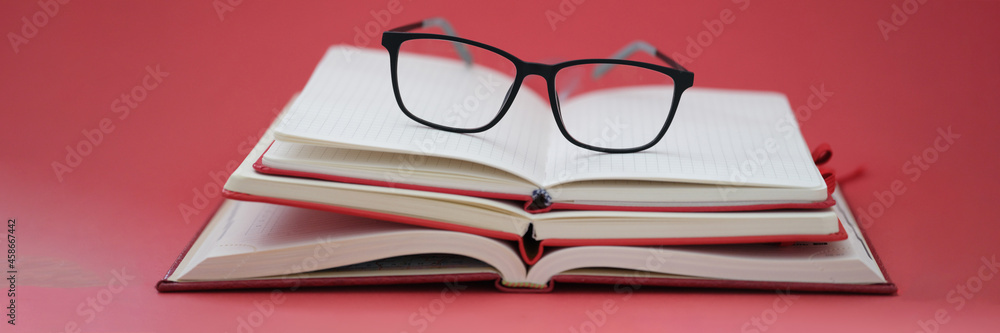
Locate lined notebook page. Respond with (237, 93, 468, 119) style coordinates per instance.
(274, 46, 553, 183)
(544, 87, 823, 188)
(276, 46, 822, 190)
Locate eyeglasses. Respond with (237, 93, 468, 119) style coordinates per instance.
(381, 18, 694, 153)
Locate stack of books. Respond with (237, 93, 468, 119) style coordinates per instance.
(157, 46, 895, 294)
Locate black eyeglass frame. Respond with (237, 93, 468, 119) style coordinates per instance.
(382, 27, 694, 153)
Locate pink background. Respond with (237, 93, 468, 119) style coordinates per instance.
(2, 0, 999, 332)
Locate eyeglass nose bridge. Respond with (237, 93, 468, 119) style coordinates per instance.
(515, 62, 559, 102)
(520, 62, 556, 79)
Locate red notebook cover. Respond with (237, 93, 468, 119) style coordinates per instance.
(155, 198, 894, 294)
(253, 142, 838, 214)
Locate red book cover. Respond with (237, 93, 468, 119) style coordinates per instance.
(157, 192, 894, 294)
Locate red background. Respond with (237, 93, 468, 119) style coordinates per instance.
(2, 0, 999, 332)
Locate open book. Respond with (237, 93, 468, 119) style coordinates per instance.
(157, 190, 894, 294)
(222, 100, 847, 262)
(261, 46, 834, 213)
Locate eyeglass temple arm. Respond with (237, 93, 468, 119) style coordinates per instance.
(388, 17, 474, 66)
(591, 40, 689, 80)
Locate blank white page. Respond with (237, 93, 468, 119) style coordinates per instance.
(544, 87, 823, 189)
(275, 46, 553, 183)
(210, 200, 421, 256)
(263, 140, 539, 194)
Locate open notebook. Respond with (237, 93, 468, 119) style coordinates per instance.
(259, 46, 834, 213)
(222, 100, 847, 262)
(157, 190, 894, 294)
